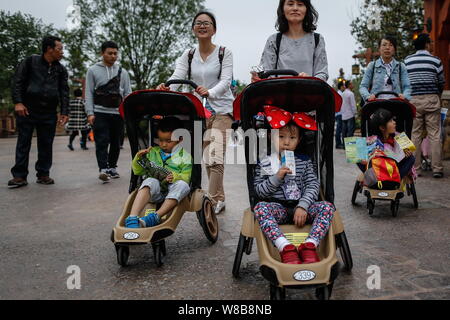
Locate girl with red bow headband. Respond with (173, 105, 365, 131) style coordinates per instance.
(253, 106, 336, 265)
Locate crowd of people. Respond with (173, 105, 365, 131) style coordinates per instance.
(5, 0, 447, 264)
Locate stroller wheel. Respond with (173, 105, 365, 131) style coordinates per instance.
(351, 181, 361, 205)
(315, 282, 333, 300)
(409, 183, 419, 209)
(198, 197, 219, 244)
(116, 245, 130, 267)
(152, 242, 164, 268)
(367, 197, 375, 215)
(232, 234, 247, 278)
(269, 284, 286, 300)
(391, 200, 400, 217)
(336, 232, 353, 272)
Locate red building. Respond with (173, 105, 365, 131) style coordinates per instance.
(424, 0, 450, 90)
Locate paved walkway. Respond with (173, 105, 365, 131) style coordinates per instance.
(0, 136, 449, 300)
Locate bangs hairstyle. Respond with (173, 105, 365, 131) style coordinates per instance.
(276, 0, 318, 33)
(192, 11, 217, 31)
(369, 108, 395, 138)
(379, 35, 397, 51)
(157, 116, 184, 133)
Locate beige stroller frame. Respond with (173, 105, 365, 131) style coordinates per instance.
(111, 80, 219, 267)
(231, 71, 353, 300)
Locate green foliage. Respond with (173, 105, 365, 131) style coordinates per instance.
(0, 10, 55, 111)
(75, 0, 205, 90)
(351, 0, 424, 63)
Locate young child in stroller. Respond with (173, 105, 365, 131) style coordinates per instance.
(125, 116, 192, 229)
(254, 106, 336, 265)
(357, 108, 415, 179)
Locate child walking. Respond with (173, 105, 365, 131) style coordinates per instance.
(125, 117, 192, 228)
(254, 106, 336, 265)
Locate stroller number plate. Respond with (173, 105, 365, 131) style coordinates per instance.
(294, 270, 316, 282)
(123, 232, 140, 240)
(378, 192, 389, 197)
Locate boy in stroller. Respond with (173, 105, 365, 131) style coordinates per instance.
(125, 116, 192, 228)
(254, 106, 336, 265)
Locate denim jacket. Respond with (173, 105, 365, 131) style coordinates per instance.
(360, 58, 411, 102)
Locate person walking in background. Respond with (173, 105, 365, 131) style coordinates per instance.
(405, 33, 446, 178)
(335, 81, 345, 149)
(85, 41, 132, 183)
(67, 88, 90, 151)
(341, 80, 357, 138)
(8, 36, 69, 188)
(360, 35, 411, 102)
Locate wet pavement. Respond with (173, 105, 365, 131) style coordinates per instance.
(0, 136, 449, 300)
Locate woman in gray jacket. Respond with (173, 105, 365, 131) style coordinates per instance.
(252, 0, 328, 82)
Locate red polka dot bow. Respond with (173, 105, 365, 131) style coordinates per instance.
(263, 106, 318, 131)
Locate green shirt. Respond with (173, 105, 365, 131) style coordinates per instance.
(132, 146, 193, 191)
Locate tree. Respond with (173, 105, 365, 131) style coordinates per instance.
(75, 0, 205, 90)
(351, 0, 424, 64)
(0, 11, 55, 111)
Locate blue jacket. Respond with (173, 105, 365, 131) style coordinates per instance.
(360, 58, 412, 102)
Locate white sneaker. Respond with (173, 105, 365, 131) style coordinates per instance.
(108, 168, 120, 179)
(99, 169, 111, 183)
(214, 201, 226, 214)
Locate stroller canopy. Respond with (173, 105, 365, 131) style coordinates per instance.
(361, 98, 416, 138)
(234, 77, 342, 204)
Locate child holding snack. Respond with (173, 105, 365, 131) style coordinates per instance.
(253, 106, 336, 265)
(125, 117, 192, 228)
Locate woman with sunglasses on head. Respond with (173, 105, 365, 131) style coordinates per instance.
(157, 11, 234, 215)
(251, 0, 328, 82)
(360, 35, 411, 102)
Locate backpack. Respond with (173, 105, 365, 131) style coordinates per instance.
(363, 150, 401, 190)
(275, 32, 320, 70)
(93, 67, 123, 108)
(188, 46, 226, 80)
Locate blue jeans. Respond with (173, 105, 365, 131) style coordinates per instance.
(342, 117, 356, 138)
(335, 114, 343, 146)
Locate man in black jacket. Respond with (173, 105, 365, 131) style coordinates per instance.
(8, 36, 69, 188)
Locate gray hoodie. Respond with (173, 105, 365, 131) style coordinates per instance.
(85, 62, 132, 116)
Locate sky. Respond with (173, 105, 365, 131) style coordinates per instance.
(0, 0, 362, 85)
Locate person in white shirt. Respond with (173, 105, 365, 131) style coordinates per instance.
(336, 81, 345, 149)
(341, 81, 357, 138)
(157, 11, 234, 214)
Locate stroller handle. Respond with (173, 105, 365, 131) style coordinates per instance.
(260, 69, 299, 79)
(375, 91, 400, 98)
(165, 79, 199, 90)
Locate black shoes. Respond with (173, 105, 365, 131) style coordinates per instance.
(8, 178, 28, 189)
(36, 176, 55, 185)
(433, 172, 444, 179)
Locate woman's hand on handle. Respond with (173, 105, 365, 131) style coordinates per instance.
(251, 72, 261, 83)
(156, 83, 170, 91)
(368, 95, 376, 101)
(298, 72, 310, 77)
(195, 86, 209, 97)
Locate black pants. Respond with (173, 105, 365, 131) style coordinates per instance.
(335, 114, 343, 147)
(93, 113, 124, 171)
(342, 117, 356, 138)
(11, 112, 57, 179)
(69, 130, 89, 145)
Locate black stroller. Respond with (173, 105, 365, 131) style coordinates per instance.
(231, 70, 353, 300)
(351, 92, 419, 216)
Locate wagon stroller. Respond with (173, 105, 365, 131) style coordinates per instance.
(111, 80, 219, 267)
(351, 92, 418, 217)
(231, 70, 353, 300)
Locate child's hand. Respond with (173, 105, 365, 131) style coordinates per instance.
(360, 160, 368, 166)
(165, 173, 174, 183)
(276, 167, 292, 180)
(404, 149, 413, 158)
(294, 207, 308, 228)
(137, 147, 151, 159)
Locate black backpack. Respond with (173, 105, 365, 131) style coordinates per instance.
(94, 67, 123, 109)
(275, 32, 320, 70)
(187, 46, 226, 80)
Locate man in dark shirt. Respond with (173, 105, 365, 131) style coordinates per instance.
(8, 36, 69, 188)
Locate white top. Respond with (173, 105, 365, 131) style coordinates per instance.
(341, 88, 357, 121)
(169, 45, 235, 115)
